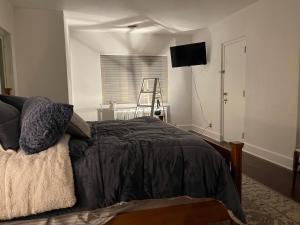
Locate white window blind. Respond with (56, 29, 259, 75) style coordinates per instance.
(101, 55, 168, 104)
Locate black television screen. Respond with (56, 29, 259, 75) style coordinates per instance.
(170, 42, 207, 68)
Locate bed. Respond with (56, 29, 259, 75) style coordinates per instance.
(0, 94, 245, 225)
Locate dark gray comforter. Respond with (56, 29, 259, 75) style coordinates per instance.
(70, 117, 245, 223)
(10, 117, 245, 223)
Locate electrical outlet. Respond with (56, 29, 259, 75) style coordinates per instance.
(209, 123, 212, 128)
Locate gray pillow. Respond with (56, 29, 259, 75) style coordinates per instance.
(0, 95, 27, 112)
(20, 97, 73, 154)
(0, 100, 20, 150)
(67, 112, 91, 139)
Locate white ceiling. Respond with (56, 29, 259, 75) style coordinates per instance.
(10, 0, 258, 32)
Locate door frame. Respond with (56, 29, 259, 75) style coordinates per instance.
(0, 27, 14, 94)
(0, 34, 5, 93)
(220, 36, 246, 142)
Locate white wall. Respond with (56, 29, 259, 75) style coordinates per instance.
(297, 63, 300, 148)
(0, 0, 14, 34)
(69, 30, 192, 126)
(64, 16, 73, 105)
(14, 9, 69, 103)
(192, 0, 300, 169)
(191, 29, 218, 137)
(0, 0, 17, 94)
(168, 35, 192, 128)
(69, 36, 102, 120)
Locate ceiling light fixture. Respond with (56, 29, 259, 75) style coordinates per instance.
(127, 24, 138, 29)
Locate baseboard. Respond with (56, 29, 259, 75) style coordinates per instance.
(191, 124, 221, 141)
(176, 124, 193, 131)
(190, 124, 293, 170)
(243, 142, 293, 171)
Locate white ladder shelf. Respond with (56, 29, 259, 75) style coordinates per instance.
(135, 78, 165, 120)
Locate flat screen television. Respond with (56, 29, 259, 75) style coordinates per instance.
(170, 42, 207, 68)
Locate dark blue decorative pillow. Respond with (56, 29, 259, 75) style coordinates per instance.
(20, 97, 73, 154)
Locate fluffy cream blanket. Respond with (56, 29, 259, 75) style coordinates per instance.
(0, 135, 76, 221)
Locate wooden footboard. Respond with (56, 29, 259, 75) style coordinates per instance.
(230, 142, 244, 199)
(107, 199, 237, 225)
(200, 135, 244, 199)
(107, 134, 243, 225)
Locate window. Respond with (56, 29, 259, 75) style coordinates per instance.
(101, 55, 168, 104)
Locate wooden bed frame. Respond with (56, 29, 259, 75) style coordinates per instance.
(107, 137, 244, 225)
(4, 92, 243, 225)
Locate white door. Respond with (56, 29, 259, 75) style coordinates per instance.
(222, 38, 246, 142)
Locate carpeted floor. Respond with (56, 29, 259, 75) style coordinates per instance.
(242, 175, 300, 225)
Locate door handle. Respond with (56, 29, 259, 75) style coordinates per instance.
(224, 99, 228, 104)
(223, 92, 228, 96)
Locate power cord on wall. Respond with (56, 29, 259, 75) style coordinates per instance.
(192, 75, 210, 133)
(200, 125, 211, 136)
